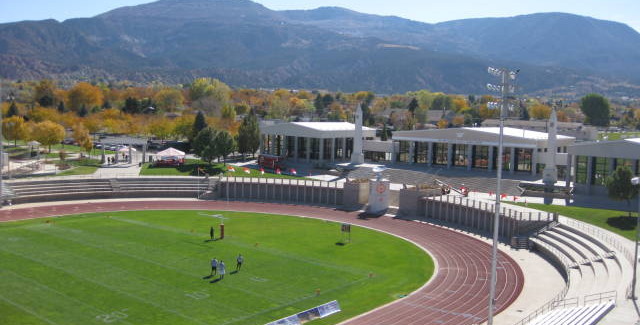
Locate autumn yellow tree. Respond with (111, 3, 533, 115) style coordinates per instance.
(437, 119, 449, 129)
(153, 88, 184, 112)
(2, 116, 28, 146)
(67, 82, 104, 112)
(147, 117, 176, 141)
(529, 103, 552, 119)
(31, 120, 66, 152)
(73, 123, 93, 155)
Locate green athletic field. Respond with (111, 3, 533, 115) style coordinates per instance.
(0, 211, 434, 325)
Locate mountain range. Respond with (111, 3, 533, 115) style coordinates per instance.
(1, 0, 640, 97)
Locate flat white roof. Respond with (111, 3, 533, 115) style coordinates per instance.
(291, 122, 374, 132)
(463, 127, 573, 140)
(625, 138, 640, 144)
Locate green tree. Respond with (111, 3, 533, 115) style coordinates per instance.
(237, 110, 260, 158)
(606, 166, 638, 217)
(192, 111, 208, 141)
(77, 104, 89, 117)
(580, 93, 611, 126)
(7, 101, 19, 117)
(430, 94, 452, 112)
(192, 127, 218, 165)
(407, 98, 419, 114)
(314, 93, 324, 116)
(122, 97, 141, 114)
(57, 101, 66, 113)
(214, 130, 235, 165)
(189, 78, 231, 114)
(381, 123, 389, 141)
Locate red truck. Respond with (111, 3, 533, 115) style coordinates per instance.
(258, 154, 285, 170)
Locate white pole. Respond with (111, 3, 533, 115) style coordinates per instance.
(632, 176, 639, 300)
(487, 68, 509, 324)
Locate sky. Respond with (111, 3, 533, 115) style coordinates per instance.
(1, 0, 639, 32)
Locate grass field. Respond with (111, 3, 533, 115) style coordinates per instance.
(509, 202, 637, 241)
(0, 211, 433, 325)
(140, 160, 306, 179)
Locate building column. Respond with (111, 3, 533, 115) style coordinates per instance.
(467, 144, 473, 171)
(331, 138, 336, 162)
(565, 153, 573, 190)
(586, 156, 593, 194)
(282, 136, 287, 157)
(294, 136, 299, 162)
(427, 142, 433, 167)
(305, 137, 311, 163)
(390, 140, 396, 163)
(409, 141, 416, 164)
(488, 146, 495, 172)
(341, 138, 347, 160)
(319, 138, 325, 162)
(259, 134, 265, 154)
(531, 149, 538, 176)
(446, 143, 453, 168)
(510, 147, 516, 174)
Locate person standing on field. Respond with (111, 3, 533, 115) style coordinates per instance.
(218, 260, 226, 280)
(210, 258, 218, 276)
(236, 254, 244, 271)
(209, 226, 215, 240)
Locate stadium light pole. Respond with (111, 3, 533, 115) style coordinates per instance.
(486, 66, 517, 324)
(632, 176, 639, 300)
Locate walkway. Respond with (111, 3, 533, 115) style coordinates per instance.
(0, 200, 524, 325)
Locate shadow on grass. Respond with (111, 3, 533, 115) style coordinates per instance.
(606, 216, 637, 231)
(177, 163, 224, 176)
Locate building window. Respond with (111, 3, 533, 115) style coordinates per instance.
(515, 148, 532, 172)
(310, 138, 320, 160)
(323, 138, 333, 160)
(297, 137, 307, 159)
(286, 136, 295, 158)
(591, 157, 609, 186)
(576, 156, 588, 184)
(502, 148, 511, 171)
(473, 146, 489, 169)
(614, 158, 634, 171)
(433, 143, 448, 165)
(415, 142, 429, 164)
(397, 141, 410, 163)
(365, 151, 390, 162)
(453, 144, 467, 167)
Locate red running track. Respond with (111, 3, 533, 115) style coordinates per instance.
(0, 200, 523, 325)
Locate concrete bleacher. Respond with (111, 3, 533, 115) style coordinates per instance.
(528, 300, 615, 325)
(531, 223, 622, 298)
(7, 177, 215, 203)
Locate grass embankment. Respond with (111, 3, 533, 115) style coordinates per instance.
(510, 202, 636, 241)
(0, 211, 434, 325)
(140, 159, 306, 179)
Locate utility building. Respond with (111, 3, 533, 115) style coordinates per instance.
(259, 122, 375, 163)
(391, 127, 576, 176)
